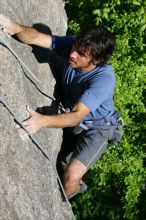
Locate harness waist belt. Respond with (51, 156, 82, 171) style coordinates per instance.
(83, 110, 120, 128)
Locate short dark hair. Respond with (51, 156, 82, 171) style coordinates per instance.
(74, 26, 115, 66)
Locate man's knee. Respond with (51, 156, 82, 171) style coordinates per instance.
(64, 159, 87, 185)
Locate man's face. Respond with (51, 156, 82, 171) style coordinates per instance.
(68, 46, 96, 72)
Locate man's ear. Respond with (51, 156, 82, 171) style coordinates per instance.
(93, 58, 104, 65)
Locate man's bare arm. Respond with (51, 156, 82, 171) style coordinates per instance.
(45, 102, 90, 128)
(18, 102, 90, 134)
(0, 14, 52, 48)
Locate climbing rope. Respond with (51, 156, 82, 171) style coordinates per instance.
(0, 32, 76, 220)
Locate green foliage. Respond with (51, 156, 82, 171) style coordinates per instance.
(65, 0, 146, 219)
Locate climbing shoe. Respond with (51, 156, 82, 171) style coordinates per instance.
(79, 181, 88, 193)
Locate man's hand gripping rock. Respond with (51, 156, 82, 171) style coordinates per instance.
(16, 106, 47, 135)
(0, 14, 20, 35)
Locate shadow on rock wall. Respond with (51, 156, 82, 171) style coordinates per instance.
(29, 23, 65, 116)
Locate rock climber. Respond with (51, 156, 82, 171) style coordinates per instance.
(0, 14, 122, 199)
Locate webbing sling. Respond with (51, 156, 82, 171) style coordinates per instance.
(0, 32, 76, 220)
(0, 31, 66, 112)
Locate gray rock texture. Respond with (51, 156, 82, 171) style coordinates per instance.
(0, 1, 75, 220)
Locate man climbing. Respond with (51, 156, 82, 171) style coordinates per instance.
(0, 14, 122, 199)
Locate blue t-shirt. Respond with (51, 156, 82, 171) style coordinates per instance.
(50, 36, 115, 121)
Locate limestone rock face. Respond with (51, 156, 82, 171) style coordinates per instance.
(0, 1, 74, 220)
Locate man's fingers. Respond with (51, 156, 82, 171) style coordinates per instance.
(16, 120, 29, 129)
(26, 105, 36, 116)
(18, 127, 25, 134)
(0, 14, 11, 23)
(0, 15, 18, 36)
(2, 28, 8, 33)
(0, 14, 14, 34)
(15, 106, 40, 134)
(16, 124, 21, 129)
(15, 122, 28, 130)
(16, 122, 34, 134)
(22, 121, 28, 126)
(0, 14, 8, 19)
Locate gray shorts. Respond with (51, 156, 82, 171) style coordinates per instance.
(59, 125, 115, 170)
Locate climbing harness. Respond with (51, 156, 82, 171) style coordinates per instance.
(0, 32, 76, 220)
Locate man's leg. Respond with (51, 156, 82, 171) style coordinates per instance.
(60, 126, 111, 198)
(63, 129, 109, 198)
(63, 159, 87, 197)
(56, 127, 77, 182)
